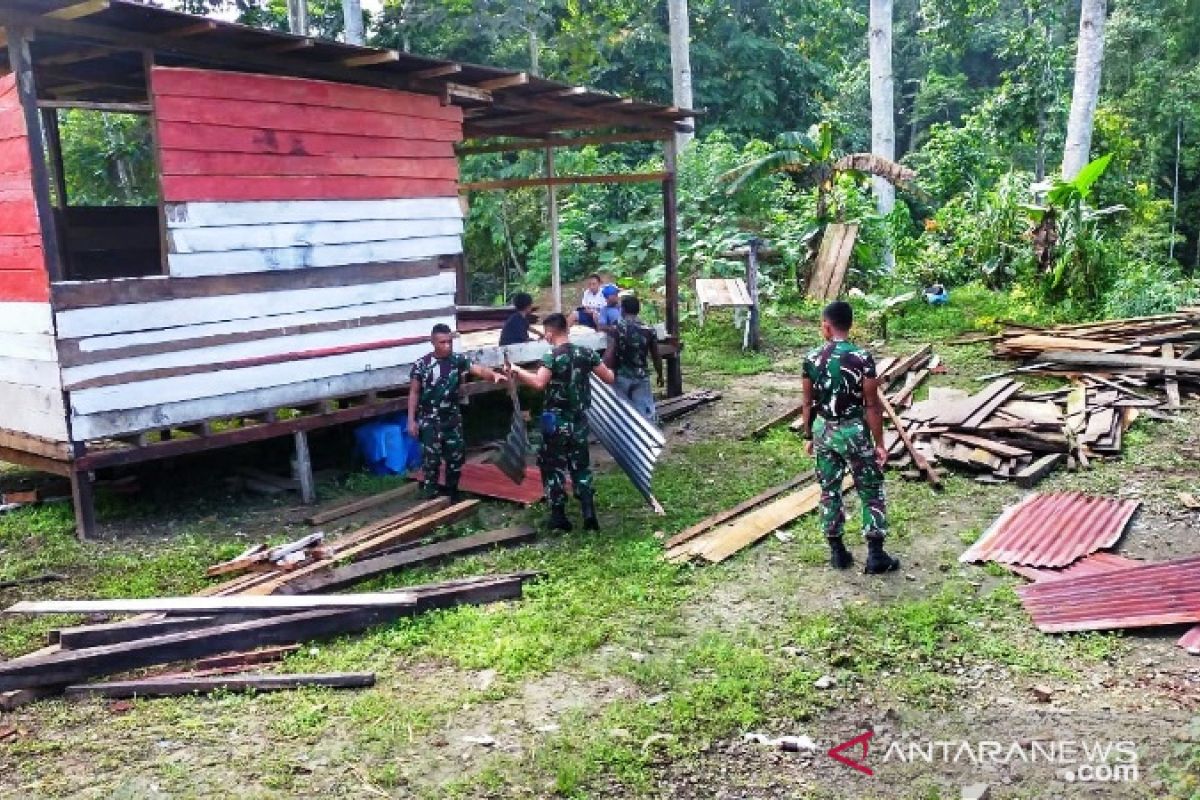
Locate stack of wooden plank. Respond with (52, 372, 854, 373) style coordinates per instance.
(984, 311, 1200, 409)
(0, 496, 540, 703)
(656, 390, 722, 423)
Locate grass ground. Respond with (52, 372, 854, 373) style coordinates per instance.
(1, 285, 1198, 799)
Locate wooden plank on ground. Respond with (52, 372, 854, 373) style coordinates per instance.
(934, 379, 1015, 426)
(1015, 453, 1066, 488)
(326, 497, 450, 552)
(1163, 344, 1181, 410)
(305, 483, 418, 525)
(5, 592, 418, 616)
(193, 644, 301, 670)
(749, 404, 805, 439)
(1039, 350, 1200, 373)
(878, 387, 940, 487)
(64, 672, 375, 699)
(663, 475, 814, 550)
(246, 500, 480, 595)
(55, 616, 218, 650)
(282, 525, 538, 594)
(940, 432, 1032, 459)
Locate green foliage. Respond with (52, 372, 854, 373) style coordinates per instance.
(57, 111, 157, 206)
(1103, 261, 1200, 318)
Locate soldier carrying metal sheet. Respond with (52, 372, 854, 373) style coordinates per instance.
(800, 301, 901, 574)
(407, 324, 506, 503)
(506, 313, 616, 532)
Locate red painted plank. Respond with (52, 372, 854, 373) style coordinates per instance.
(160, 151, 459, 180)
(0, 116, 29, 143)
(0, 200, 39, 233)
(156, 122, 456, 160)
(154, 96, 462, 142)
(151, 67, 462, 124)
(160, 175, 459, 202)
(0, 143, 32, 174)
(0, 246, 45, 273)
(410, 463, 548, 506)
(0, 269, 49, 301)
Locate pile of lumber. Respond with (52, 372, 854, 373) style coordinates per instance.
(656, 389, 722, 423)
(663, 474, 846, 563)
(886, 374, 1151, 485)
(0, 497, 540, 703)
(983, 310, 1200, 410)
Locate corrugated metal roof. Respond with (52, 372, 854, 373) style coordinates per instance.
(492, 383, 531, 485)
(1003, 552, 1144, 582)
(1016, 555, 1200, 632)
(587, 375, 664, 508)
(960, 492, 1140, 567)
(1179, 625, 1200, 655)
(411, 463, 545, 505)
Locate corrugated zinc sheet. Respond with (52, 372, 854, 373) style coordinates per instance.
(1016, 555, 1200, 632)
(960, 492, 1140, 567)
(1179, 625, 1200, 655)
(587, 375, 665, 506)
(410, 463, 545, 505)
(1003, 552, 1144, 582)
(492, 383, 530, 485)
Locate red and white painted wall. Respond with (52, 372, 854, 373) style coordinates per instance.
(0, 73, 70, 442)
(2, 67, 467, 443)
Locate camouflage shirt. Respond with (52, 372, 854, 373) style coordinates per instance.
(610, 317, 655, 380)
(802, 340, 877, 420)
(411, 352, 472, 422)
(542, 343, 602, 419)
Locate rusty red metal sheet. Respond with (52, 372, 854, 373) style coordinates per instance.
(1003, 552, 1144, 582)
(960, 492, 1140, 567)
(1180, 625, 1200, 655)
(1016, 555, 1200, 633)
(410, 463, 545, 506)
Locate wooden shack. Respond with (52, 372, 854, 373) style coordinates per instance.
(0, 0, 690, 537)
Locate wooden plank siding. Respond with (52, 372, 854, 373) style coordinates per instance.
(36, 68, 472, 441)
(0, 73, 49, 303)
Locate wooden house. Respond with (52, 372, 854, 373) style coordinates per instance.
(0, 0, 690, 538)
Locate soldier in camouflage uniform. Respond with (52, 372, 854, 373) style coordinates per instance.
(800, 301, 900, 574)
(507, 313, 616, 531)
(604, 295, 664, 423)
(407, 324, 505, 501)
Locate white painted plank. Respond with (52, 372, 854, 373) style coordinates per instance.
(168, 237, 463, 277)
(71, 363, 419, 439)
(63, 317, 445, 386)
(0, 302, 54, 335)
(0, 381, 69, 441)
(57, 272, 456, 339)
(0, 356, 62, 389)
(0, 331, 59, 363)
(76, 293, 453, 353)
(168, 217, 464, 254)
(6, 593, 417, 615)
(165, 198, 463, 229)
(69, 335, 446, 415)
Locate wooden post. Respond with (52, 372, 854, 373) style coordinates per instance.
(292, 431, 317, 505)
(40, 109, 67, 208)
(546, 147, 562, 313)
(69, 443, 97, 541)
(10, 28, 65, 281)
(662, 138, 683, 397)
(746, 238, 761, 351)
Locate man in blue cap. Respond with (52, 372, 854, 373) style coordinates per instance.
(596, 284, 623, 331)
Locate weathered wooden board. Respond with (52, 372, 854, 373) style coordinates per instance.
(55, 617, 218, 650)
(0, 355, 65, 388)
(5, 592, 419, 615)
(164, 197, 463, 229)
(305, 483, 419, 526)
(157, 123, 456, 160)
(64, 672, 376, 699)
(806, 223, 858, 301)
(168, 235, 463, 277)
(0, 380, 69, 441)
(0, 301, 53, 334)
(168, 217, 463, 254)
(665, 475, 814, 548)
(56, 270, 455, 338)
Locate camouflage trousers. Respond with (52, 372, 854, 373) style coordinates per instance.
(537, 415, 593, 509)
(418, 414, 465, 497)
(814, 416, 887, 540)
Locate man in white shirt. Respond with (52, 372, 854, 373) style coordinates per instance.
(576, 273, 606, 329)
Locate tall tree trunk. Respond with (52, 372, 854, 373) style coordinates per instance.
(287, 0, 308, 35)
(1170, 118, 1181, 262)
(528, 28, 540, 75)
(342, 0, 364, 45)
(667, 0, 695, 151)
(869, 0, 895, 268)
(1061, 0, 1107, 180)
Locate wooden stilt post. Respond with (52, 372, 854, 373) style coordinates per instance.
(746, 238, 762, 351)
(70, 443, 97, 541)
(293, 431, 316, 505)
(546, 146, 562, 313)
(662, 138, 683, 397)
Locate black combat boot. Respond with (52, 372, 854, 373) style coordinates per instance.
(828, 537, 854, 569)
(443, 483, 461, 505)
(864, 538, 900, 574)
(580, 495, 600, 531)
(549, 504, 573, 532)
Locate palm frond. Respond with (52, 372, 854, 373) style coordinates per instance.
(721, 151, 806, 195)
